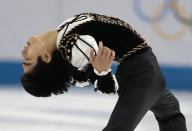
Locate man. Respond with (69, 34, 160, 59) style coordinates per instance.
(21, 13, 187, 131)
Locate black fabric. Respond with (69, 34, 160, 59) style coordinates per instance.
(155, 113, 187, 131)
(102, 48, 187, 131)
(88, 64, 117, 94)
(64, 13, 149, 61)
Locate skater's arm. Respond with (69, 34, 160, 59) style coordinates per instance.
(70, 37, 119, 94)
(56, 30, 119, 93)
(69, 62, 119, 95)
(64, 35, 98, 88)
(88, 65, 119, 94)
(88, 42, 119, 94)
(69, 37, 119, 94)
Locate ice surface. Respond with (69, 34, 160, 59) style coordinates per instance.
(0, 86, 191, 131)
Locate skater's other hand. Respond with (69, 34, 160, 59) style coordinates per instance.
(90, 41, 115, 73)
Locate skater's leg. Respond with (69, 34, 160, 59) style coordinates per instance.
(150, 88, 187, 131)
(102, 48, 166, 131)
(102, 87, 160, 131)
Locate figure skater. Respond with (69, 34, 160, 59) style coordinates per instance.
(20, 13, 187, 131)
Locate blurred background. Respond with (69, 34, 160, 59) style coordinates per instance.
(0, 0, 191, 130)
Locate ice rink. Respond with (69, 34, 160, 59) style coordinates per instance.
(0, 86, 191, 131)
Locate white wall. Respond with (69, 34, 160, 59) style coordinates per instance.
(0, 0, 192, 67)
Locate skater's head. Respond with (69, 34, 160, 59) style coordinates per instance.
(20, 30, 73, 97)
(21, 30, 58, 73)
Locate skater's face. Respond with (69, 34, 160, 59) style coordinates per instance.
(21, 36, 44, 73)
(21, 30, 58, 73)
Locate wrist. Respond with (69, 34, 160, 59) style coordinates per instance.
(94, 68, 112, 76)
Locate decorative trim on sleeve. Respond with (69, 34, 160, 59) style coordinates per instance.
(71, 35, 98, 71)
(56, 14, 93, 48)
(93, 70, 119, 95)
(70, 77, 90, 87)
(75, 81, 90, 87)
(112, 74, 119, 91)
(93, 79, 116, 94)
(93, 68, 112, 76)
(93, 80, 105, 94)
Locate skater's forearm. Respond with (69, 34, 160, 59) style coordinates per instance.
(89, 66, 119, 94)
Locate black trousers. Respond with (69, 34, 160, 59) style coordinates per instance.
(102, 48, 187, 131)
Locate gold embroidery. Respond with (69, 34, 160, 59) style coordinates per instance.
(66, 56, 69, 60)
(58, 34, 80, 63)
(115, 41, 150, 62)
(86, 13, 150, 62)
(88, 13, 146, 42)
(58, 13, 150, 63)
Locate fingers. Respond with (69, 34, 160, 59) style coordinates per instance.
(106, 48, 111, 60)
(102, 47, 115, 62)
(109, 50, 115, 64)
(97, 41, 115, 62)
(102, 47, 110, 60)
(91, 41, 115, 72)
(97, 41, 103, 57)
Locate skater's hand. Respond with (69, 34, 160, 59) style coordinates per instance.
(90, 41, 115, 73)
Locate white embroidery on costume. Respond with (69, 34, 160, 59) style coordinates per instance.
(94, 80, 98, 89)
(75, 81, 90, 87)
(56, 14, 92, 48)
(71, 35, 99, 71)
(93, 69, 119, 94)
(94, 80, 104, 94)
(70, 77, 90, 87)
(94, 68, 112, 76)
(112, 74, 119, 91)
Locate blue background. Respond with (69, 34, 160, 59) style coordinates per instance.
(0, 62, 191, 90)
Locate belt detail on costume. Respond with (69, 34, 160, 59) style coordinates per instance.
(115, 41, 150, 62)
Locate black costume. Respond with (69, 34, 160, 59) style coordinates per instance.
(56, 13, 187, 131)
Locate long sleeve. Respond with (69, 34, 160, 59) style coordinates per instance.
(88, 65, 119, 94)
(67, 35, 98, 88)
(57, 32, 119, 94)
(69, 76, 90, 87)
(70, 35, 119, 94)
(71, 63, 119, 94)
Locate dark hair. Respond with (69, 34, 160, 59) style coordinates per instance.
(20, 49, 73, 97)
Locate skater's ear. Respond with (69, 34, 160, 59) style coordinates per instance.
(41, 50, 52, 63)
